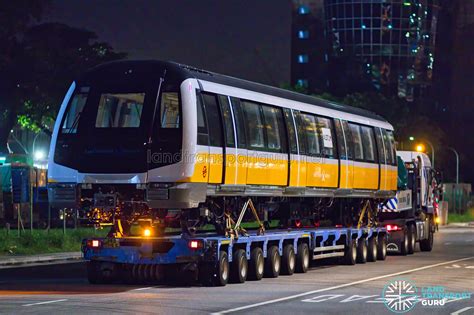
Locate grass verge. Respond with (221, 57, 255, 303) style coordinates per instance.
(448, 208, 474, 224)
(0, 228, 107, 256)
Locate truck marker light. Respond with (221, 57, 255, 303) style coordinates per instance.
(143, 229, 152, 237)
(435, 217, 440, 224)
(188, 240, 203, 250)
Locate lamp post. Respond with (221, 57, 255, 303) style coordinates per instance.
(409, 137, 435, 168)
(447, 147, 459, 184)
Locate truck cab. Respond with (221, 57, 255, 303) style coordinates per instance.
(380, 151, 440, 255)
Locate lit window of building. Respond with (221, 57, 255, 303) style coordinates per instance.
(298, 54, 309, 63)
(298, 30, 309, 39)
(298, 5, 310, 14)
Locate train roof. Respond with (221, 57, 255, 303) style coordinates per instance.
(85, 60, 389, 123)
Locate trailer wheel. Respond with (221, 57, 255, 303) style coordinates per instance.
(281, 244, 296, 275)
(356, 238, 367, 263)
(407, 224, 416, 255)
(86, 261, 101, 284)
(367, 237, 377, 262)
(343, 239, 357, 265)
(377, 235, 387, 260)
(230, 249, 248, 283)
(264, 245, 281, 278)
(400, 229, 408, 255)
(420, 222, 434, 252)
(296, 243, 310, 273)
(248, 247, 264, 281)
(200, 250, 229, 287)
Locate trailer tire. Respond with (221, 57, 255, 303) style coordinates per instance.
(356, 238, 367, 264)
(200, 250, 229, 287)
(367, 237, 377, 262)
(230, 249, 248, 283)
(377, 235, 387, 260)
(296, 243, 310, 273)
(400, 229, 408, 255)
(86, 261, 101, 284)
(343, 239, 357, 265)
(420, 222, 434, 252)
(281, 244, 296, 275)
(264, 245, 281, 278)
(248, 247, 264, 281)
(407, 224, 416, 255)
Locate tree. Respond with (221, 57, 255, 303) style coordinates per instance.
(0, 2, 126, 154)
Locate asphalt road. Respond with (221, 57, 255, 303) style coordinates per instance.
(0, 227, 473, 315)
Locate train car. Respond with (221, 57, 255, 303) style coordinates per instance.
(48, 60, 397, 235)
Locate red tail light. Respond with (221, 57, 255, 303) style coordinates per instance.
(188, 240, 203, 250)
(386, 224, 401, 232)
(295, 220, 302, 228)
(87, 239, 102, 248)
(335, 224, 343, 228)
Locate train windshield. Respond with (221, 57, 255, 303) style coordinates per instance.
(54, 66, 182, 173)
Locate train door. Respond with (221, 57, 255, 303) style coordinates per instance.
(217, 95, 239, 185)
(193, 92, 210, 183)
(229, 97, 248, 185)
(201, 93, 224, 184)
(284, 109, 304, 187)
(338, 120, 354, 189)
(375, 127, 387, 190)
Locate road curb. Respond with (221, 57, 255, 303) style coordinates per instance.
(0, 252, 83, 268)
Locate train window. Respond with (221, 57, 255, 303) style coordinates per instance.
(241, 100, 265, 149)
(196, 93, 208, 145)
(334, 119, 347, 159)
(283, 109, 297, 154)
(160, 92, 180, 128)
(300, 113, 320, 156)
(261, 105, 283, 151)
(218, 95, 235, 147)
(374, 127, 386, 163)
(62, 88, 89, 133)
(202, 93, 223, 147)
(349, 123, 364, 160)
(317, 117, 336, 158)
(294, 111, 307, 155)
(95, 93, 145, 128)
(360, 126, 377, 162)
(383, 129, 397, 165)
(341, 121, 354, 160)
(229, 97, 247, 149)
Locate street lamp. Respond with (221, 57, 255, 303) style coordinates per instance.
(447, 147, 459, 184)
(409, 137, 435, 168)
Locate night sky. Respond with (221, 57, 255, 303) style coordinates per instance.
(45, 0, 292, 86)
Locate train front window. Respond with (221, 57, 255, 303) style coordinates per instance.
(61, 87, 89, 133)
(95, 93, 145, 128)
(160, 92, 180, 128)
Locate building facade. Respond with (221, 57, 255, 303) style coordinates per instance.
(291, 0, 440, 101)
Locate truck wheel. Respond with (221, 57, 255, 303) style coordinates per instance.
(420, 223, 434, 252)
(248, 247, 264, 281)
(377, 235, 387, 260)
(200, 250, 229, 287)
(400, 230, 408, 255)
(343, 239, 357, 265)
(86, 261, 102, 284)
(264, 245, 281, 278)
(281, 244, 296, 275)
(407, 225, 416, 255)
(367, 237, 377, 262)
(230, 249, 248, 283)
(296, 243, 310, 273)
(356, 238, 367, 263)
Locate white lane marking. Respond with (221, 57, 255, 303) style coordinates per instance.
(132, 287, 153, 291)
(212, 256, 474, 314)
(23, 299, 68, 307)
(451, 307, 474, 315)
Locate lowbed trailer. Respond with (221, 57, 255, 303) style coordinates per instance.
(82, 226, 387, 286)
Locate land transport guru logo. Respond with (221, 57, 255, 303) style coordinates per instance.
(382, 278, 472, 313)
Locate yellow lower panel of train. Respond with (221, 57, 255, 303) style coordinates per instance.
(306, 160, 338, 188)
(246, 154, 287, 186)
(353, 164, 379, 190)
